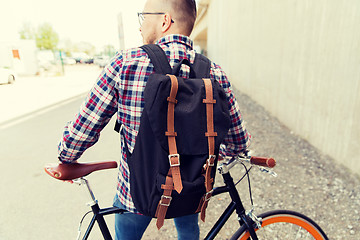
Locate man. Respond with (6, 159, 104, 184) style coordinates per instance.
(58, 0, 251, 239)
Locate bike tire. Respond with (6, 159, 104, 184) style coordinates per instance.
(230, 209, 329, 240)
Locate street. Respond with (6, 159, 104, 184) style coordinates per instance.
(0, 65, 359, 239)
(0, 65, 101, 126)
(0, 65, 120, 239)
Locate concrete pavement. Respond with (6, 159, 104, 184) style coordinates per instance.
(0, 88, 120, 239)
(0, 65, 102, 128)
(0, 65, 116, 239)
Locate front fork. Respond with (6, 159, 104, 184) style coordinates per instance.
(222, 172, 261, 240)
(238, 213, 261, 240)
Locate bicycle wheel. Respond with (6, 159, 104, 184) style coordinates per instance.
(231, 210, 329, 240)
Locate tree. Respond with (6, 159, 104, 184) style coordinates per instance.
(18, 22, 60, 51)
(35, 23, 59, 51)
(19, 22, 35, 40)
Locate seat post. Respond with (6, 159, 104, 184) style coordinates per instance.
(81, 177, 98, 206)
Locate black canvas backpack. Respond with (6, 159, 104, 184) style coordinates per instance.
(115, 44, 231, 229)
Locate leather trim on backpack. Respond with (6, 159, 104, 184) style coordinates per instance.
(197, 78, 217, 222)
(155, 74, 183, 229)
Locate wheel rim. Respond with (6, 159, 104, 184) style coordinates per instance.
(238, 213, 326, 240)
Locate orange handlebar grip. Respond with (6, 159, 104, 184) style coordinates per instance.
(250, 157, 276, 168)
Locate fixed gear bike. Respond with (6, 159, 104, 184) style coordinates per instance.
(44, 152, 329, 240)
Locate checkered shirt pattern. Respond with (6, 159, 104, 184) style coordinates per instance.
(58, 34, 251, 213)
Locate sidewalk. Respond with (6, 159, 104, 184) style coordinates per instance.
(0, 65, 102, 127)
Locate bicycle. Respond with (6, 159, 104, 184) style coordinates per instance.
(44, 152, 329, 239)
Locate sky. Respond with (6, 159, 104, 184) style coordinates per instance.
(0, 0, 147, 50)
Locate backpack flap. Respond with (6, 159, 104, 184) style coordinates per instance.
(144, 75, 230, 156)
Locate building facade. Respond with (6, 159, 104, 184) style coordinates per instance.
(192, 0, 360, 175)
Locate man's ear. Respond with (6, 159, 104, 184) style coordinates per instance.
(161, 13, 173, 32)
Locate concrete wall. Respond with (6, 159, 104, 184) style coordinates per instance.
(197, 0, 360, 174)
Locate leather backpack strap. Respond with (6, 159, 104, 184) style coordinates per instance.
(140, 44, 172, 74)
(197, 78, 217, 222)
(155, 175, 174, 229)
(165, 74, 183, 194)
(155, 74, 183, 229)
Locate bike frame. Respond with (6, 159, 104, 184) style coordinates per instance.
(82, 205, 123, 240)
(204, 171, 258, 240)
(79, 163, 259, 240)
(75, 178, 124, 240)
(49, 155, 329, 240)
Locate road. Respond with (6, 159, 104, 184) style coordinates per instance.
(0, 65, 359, 239)
(0, 65, 120, 239)
(0, 65, 101, 126)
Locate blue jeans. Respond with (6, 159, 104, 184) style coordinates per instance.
(114, 197, 199, 240)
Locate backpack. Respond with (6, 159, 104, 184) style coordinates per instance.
(115, 44, 231, 229)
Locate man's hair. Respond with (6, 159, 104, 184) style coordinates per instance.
(170, 0, 197, 35)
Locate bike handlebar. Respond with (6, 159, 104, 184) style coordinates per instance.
(218, 154, 277, 175)
(250, 156, 276, 168)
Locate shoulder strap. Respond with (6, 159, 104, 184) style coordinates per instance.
(140, 44, 172, 74)
(141, 45, 211, 78)
(115, 45, 172, 133)
(193, 53, 211, 78)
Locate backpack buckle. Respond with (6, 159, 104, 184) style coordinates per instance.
(205, 190, 213, 202)
(169, 154, 180, 167)
(160, 195, 172, 206)
(207, 155, 216, 167)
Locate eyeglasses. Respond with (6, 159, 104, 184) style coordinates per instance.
(137, 12, 174, 26)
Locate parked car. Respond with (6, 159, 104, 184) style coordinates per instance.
(80, 57, 94, 64)
(0, 67, 16, 84)
(37, 50, 56, 71)
(94, 56, 110, 68)
(72, 52, 91, 64)
(62, 57, 76, 65)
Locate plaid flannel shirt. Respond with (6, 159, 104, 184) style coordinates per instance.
(58, 34, 251, 213)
